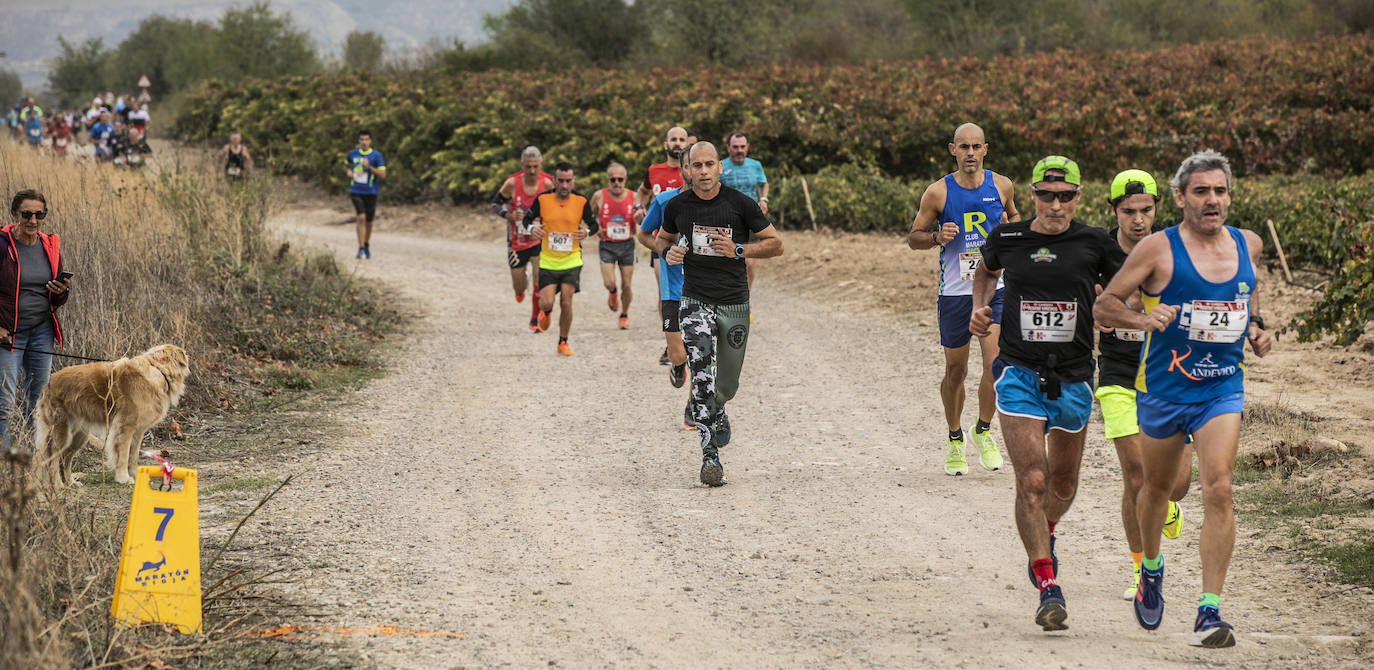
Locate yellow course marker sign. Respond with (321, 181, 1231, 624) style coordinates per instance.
(112, 466, 202, 634)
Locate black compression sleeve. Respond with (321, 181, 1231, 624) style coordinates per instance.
(490, 187, 510, 216)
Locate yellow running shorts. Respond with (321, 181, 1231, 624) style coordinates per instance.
(1095, 384, 1139, 441)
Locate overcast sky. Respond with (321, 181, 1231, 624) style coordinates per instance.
(2, 0, 515, 91)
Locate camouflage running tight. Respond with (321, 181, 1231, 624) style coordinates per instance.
(680, 297, 751, 449)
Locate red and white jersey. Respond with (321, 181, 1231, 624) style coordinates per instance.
(597, 189, 635, 242)
(645, 162, 682, 198)
(508, 171, 552, 251)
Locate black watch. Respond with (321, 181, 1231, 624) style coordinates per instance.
(734, 243, 745, 259)
(1250, 315, 1265, 330)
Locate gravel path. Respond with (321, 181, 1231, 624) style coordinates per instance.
(256, 206, 1373, 669)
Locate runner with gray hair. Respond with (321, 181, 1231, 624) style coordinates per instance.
(1096, 149, 1274, 648)
(492, 146, 554, 331)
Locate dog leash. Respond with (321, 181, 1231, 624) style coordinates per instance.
(2, 346, 110, 362)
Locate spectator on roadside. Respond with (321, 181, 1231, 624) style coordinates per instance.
(1, 189, 71, 446)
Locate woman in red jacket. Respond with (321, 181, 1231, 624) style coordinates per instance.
(3, 189, 71, 445)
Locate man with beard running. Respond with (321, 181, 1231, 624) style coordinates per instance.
(525, 162, 599, 356)
(1094, 169, 1193, 601)
(590, 163, 637, 329)
(657, 142, 783, 486)
(1096, 150, 1273, 648)
(639, 126, 690, 364)
(637, 156, 694, 423)
(971, 155, 1126, 632)
(493, 146, 555, 332)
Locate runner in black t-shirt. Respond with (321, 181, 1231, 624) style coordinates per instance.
(970, 156, 1126, 633)
(1094, 170, 1193, 603)
(657, 141, 783, 487)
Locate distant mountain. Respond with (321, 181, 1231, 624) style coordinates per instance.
(1, 0, 515, 93)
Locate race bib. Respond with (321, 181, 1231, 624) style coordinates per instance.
(607, 223, 630, 240)
(958, 251, 981, 281)
(226, 166, 242, 176)
(1185, 300, 1248, 343)
(692, 225, 733, 257)
(28, 127, 40, 137)
(352, 168, 369, 184)
(548, 232, 573, 252)
(128, 153, 141, 164)
(1020, 300, 1078, 342)
(1116, 328, 1145, 342)
(96, 138, 107, 147)
(55, 138, 67, 147)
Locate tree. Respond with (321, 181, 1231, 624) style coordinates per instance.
(213, 2, 320, 81)
(48, 38, 111, 107)
(343, 31, 386, 73)
(485, 0, 647, 68)
(110, 15, 219, 98)
(0, 68, 22, 107)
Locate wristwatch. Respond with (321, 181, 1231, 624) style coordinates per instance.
(734, 243, 745, 259)
(1250, 314, 1266, 330)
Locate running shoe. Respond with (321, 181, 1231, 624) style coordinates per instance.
(1134, 558, 1165, 630)
(700, 447, 724, 486)
(1162, 501, 1182, 539)
(669, 363, 686, 388)
(529, 317, 542, 333)
(515, 290, 525, 303)
(971, 428, 1003, 471)
(1123, 564, 1141, 601)
(659, 348, 670, 365)
(607, 291, 618, 312)
(712, 411, 731, 447)
(1189, 606, 1236, 648)
(1035, 585, 1068, 631)
(684, 400, 695, 430)
(1026, 535, 1059, 588)
(537, 310, 551, 332)
(944, 438, 968, 476)
(362, 244, 370, 259)
(356, 246, 366, 259)
(618, 315, 628, 330)
(557, 341, 573, 357)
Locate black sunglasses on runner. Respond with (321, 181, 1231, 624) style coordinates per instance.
(608, 177, 625, 183)
(1032, 187, 1080, 204)
(18, 210, 47, 221)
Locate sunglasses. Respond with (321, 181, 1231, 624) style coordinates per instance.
(1032, 187, 1080, 204)
(608, 177, 625, 183)
(17, 210, 47, 221)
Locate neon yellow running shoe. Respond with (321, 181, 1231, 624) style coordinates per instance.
(971, 428, 1003, 471)
(1123, 564, 1141, 601)
(944, 438, 969, 476)
(1162, 501, 1183, 539)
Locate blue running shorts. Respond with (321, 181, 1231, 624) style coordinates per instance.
(992, 358, 1092, 434)
(938, 288, 1004, 349)
(1136, 391, 1244, 440)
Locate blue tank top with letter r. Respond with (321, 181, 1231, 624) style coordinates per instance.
(937, 170, 1004, 296)
(1137, 226, 1255, 402)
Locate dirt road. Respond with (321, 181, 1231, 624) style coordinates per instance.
(255, 201, 1373, 668)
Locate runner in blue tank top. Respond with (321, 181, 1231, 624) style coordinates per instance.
(907, 123, 1019, 476)
(1096, 150, 1274, 649)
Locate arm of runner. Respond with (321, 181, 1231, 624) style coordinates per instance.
(491, 179, 513, 217)
(243, 148, 253, 170)
(524, 197, 544, 239)
(578, 198, 599, 240)
(1241, 229, 1274, 356)
(657, 200, 682, 261)
(638, 194, 666, 251)
(995, 172, 1021, 222)
(906, 181, 953, 250)
(757, 170, 769, 214)
(370, 155, 386, 179)
(636, 176, 653, 208)
(740, 200, 782, 258)
(969, 262, 1000, 338)
(1095, 234, 1176, 332)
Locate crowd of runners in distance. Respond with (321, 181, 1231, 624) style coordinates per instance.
(257, 118, 1270, 649)
(6, 92, 153, 166)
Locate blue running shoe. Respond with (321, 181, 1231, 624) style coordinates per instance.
(1134, 559, 1165, 630)
(712, 411, 731, 447)
(1189, 606, 1236, 648)
(1035, 585, 1068, 631)
(362, 244, 371, 259)
(700, 447, 724, 486)
(1027, 534, 1059, 587)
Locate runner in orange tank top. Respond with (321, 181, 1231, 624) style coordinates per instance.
(525, 162, 599, 356)
(590, 163, 637, 329)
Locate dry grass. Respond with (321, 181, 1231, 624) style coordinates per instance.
(0, 141, 394, 668)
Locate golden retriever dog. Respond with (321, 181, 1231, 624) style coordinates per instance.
(35, 344, 189, 489)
